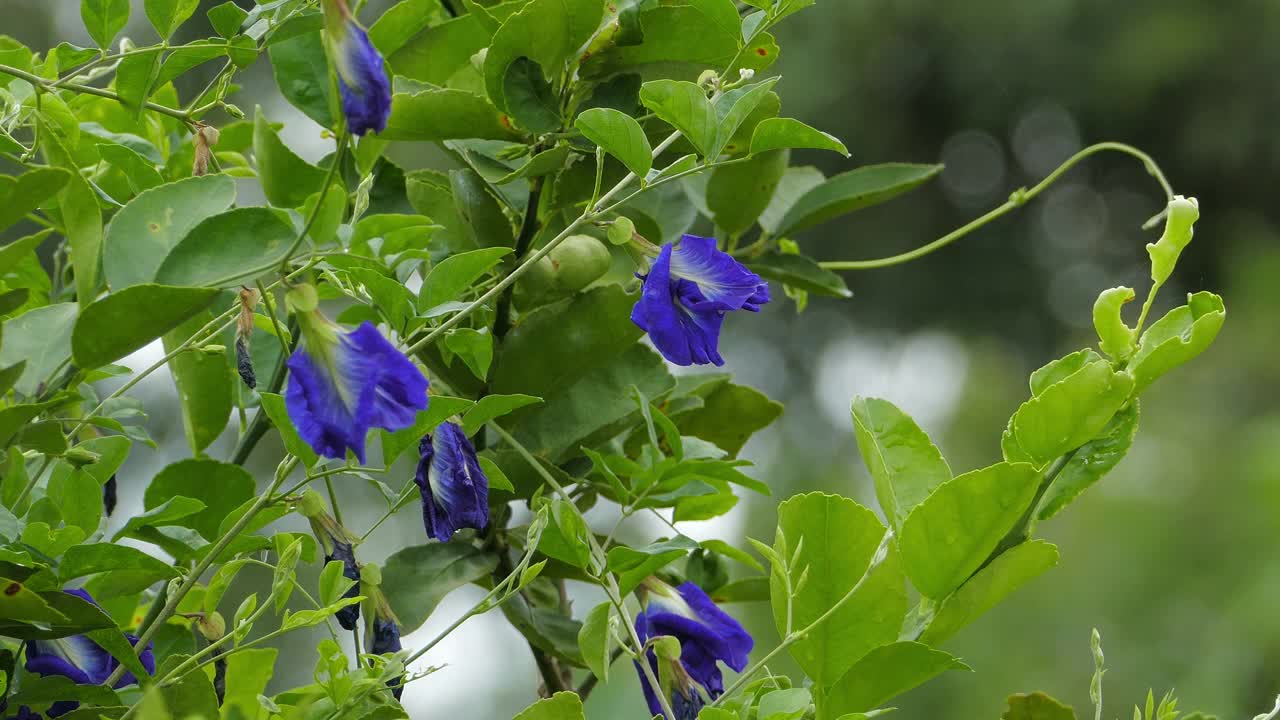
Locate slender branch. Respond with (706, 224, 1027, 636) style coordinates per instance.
(820, 142, 1175, 271)
(101, 456, 298, 687)
(279, 129, 350, 270)
(0, 63, 194, 126)
(486, 422, 680, 720)
(493, 177, 545, 339)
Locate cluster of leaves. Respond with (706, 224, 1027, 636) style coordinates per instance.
(0, 0, 1229, 719)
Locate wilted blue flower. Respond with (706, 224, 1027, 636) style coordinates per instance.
(328, 540, 363, 631)
(322, 0, 392, 135)
(631, 235, 770, 366)
(634, 579, 752, 718)
(286, 318, 429, 464)
(368, 602, 405, 700)
(24, 589, 155, 717)
(415, 421, 489, 542)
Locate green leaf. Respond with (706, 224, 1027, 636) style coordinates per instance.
(420, 247, 512, 310)
(0, 168, 70, 234)
(584, 0, 777, 79)
(772, 493, 906, 686)
(917, 540, 1059, 646)
(745, 251, 851, 298)
(607, 535, 699, 594)
(1129, 291, 1225, 392)
(496, 145, 573, 184)
(575, 107, 652, 178)
(155, 207, 297, 288)
(491, 284, 642, 398)
(253, 107, 328, 207)
(639, 80, 718, 157)
(259, 392, 319, 468)
(482, 0, 603, 114)
(213, 648, 276, 720)
(758, 688, 811, 720)
(103, 174, 237, 290)
(268, 19, 334, 128)
(144, 0, 199, 38)
(774, 163, 944, 238)
(503, 58, 561, 133)
(577, 601, 614, 682)
(703, 149, 789, 234)
(52, 469, 102, 535)
(751, 117, 849, 156)
(760, 166, 824, 234)
(144, 460, 255, 541)
(713, 78, 780, 158)
(512, 692, 585, 720)
(382, 543, 498, 633)
(8, 674, 119, 715)
(1036, 402, 1139, 523)
(115, 49, 162, 118)
(1002, 692, 1078, 720)
(386, 11, 487, 84)
(60, 544, 180, 597)
(675, 382, 782, 457)
(821, 642, 970, 716)
(851, 397, 951, 529)
(899, 462, 1040, 600)
(0, 303, 77, 396)
(0, 578, 70, 625)
(382, 89, 521, 143)
(1093, 286, 1138, 361)
(461, 394, 542, 436)
(1145, 196, 1198, 287)
(370, 0, 451, 56)
(444, 327, 494, 380)
(41, 132, 101, 309)
(163, 311, 233, 454)
(1001, 356, 1134, 469)
(208, 1, 248, 38)
(0, 229, 54, 276)
(97, 144, 164, 195)
(71, 284, 219, 369)
(81, 0, 130, 48)
(509, 345, 675, 461)
(155, 653, 219, 720)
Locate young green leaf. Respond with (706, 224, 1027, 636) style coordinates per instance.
(1129, 291, 1225, 392)
(1002, 358, 1134, 468)
(751, 116, 850, 156)
(145, 0, 200, 39)
(81, 0, 130, 48)
(774, 163, 944, 237)
(575, 107, 653, 179)
(851, 397, 951, 529)
(917, 540, 1059, 646)
(639, 79, 718, 157)
(899, 462, 1040, 600)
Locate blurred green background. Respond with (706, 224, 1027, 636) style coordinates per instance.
(6, 0, 1279, 717)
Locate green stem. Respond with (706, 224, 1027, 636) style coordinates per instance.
(486, 422, 679, 720)
(0, 63, 194, 126)
(819, 142, 1175, 271)
(279, 128, 350, 271)
(101, 456, 298, 688)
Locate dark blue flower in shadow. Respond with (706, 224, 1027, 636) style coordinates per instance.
(323, 0, 391, 135)
(327, 540, 363, 631)
(24, 589, 155, 717)
(415, 421, 489, 542)
(633, 579, 752, 718)
(369, 614, 404, 700)
(286, 320, 429, 464)
(631, 235, 769, 366)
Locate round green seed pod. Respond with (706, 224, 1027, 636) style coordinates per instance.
(548, 234, 611, 291)
(514, 254, 557, 303)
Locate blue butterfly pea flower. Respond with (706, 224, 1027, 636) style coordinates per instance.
(366, 591, 405, 701)
(24, 589, 155, 717)
(415, 421, 489, 543)
(322, 0, 391, 135)
(327, 540, 363, 631)
(631, 234, 770, 366)
(634, 579, 753, 718)
(285, 318, 429, 464)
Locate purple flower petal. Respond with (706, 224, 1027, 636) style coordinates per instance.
(415, 422, 489, 542)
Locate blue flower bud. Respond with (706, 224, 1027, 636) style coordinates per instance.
(369, 610, 404, 700)
(630, 234, 770, 366)
(327, 540, 363, 631)
(633, 579, 753, 718)
(414, 421, 489, 542)
(322, 0, 392, 136)
(285, 313, 429, 463)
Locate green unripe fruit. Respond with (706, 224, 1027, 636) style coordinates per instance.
(515, 254, 557, 304)
(548, 235, 611, 292)
(608, 216, 636, 246)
